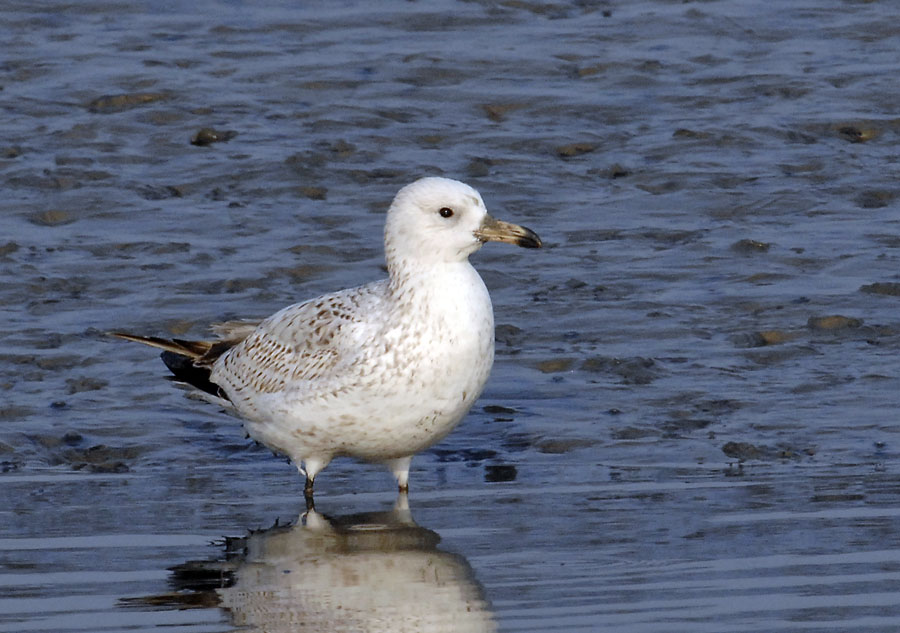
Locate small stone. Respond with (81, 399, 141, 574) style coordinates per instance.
(757, 330, 795, 345)
(495, 324, 523, 346)
(536, 358, 576, 373)
(555, 142, 596, 158)
(536, 438, 591, 454)
(837, 125, 877, 143)
(0, 242, 19, 257)
(89, 461, 130, 473)
(0, 407, 32, 421)
(807, 315, 862, 330)
(604, 163, 630, 178)
(483, 404, 517, 415)
(662, 418, 713, 434)
(418, 134, 444, 147)
(484, 464, 517, 482)
(855, 190, 895, 209)
(576, 64, 609, 78)
(673, 128, 710, 139)
(87, 92, 168, 113)
(612, 426, 655, 440)
(65, 377, 108, 394)
(722, 441, 767, 461)
(328, 140, 355, 158)
(481, 103, 521, 122)
(28, 209, 74, 226)
(581, 356, 659, 384)
(731, 239, 770, 253)
(191, 128, 237, 146)
(860, 282, 900, 297)
(298, 186, 327, 200)
(136, 184, 182, 200)
(465, 157, 495, 178)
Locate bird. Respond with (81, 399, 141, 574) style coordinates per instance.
(112, 176, 541, 499)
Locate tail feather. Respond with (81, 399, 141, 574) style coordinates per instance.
(160, 351, 224, 399)
(110, 331, 239, 402)
(109, 332, 212, 360)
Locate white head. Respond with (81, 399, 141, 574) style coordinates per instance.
(383, 177, 540, 273)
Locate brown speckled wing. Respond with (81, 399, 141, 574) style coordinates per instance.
(211, 280, 387, 399)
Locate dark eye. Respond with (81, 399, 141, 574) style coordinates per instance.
(439, 207, 454, 219)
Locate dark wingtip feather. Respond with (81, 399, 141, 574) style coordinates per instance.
(160, 351, 228, 400)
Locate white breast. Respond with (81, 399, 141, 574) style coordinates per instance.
(215, 261, 495, 463)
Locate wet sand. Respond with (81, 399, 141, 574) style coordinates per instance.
(2, 1, 900, 631)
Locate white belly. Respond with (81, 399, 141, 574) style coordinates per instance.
(232, 263, 496, 464)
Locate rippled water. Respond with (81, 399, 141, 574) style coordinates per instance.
(2, 1, 900, 631)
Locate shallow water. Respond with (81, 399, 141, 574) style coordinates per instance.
(2, 1, 900, 631)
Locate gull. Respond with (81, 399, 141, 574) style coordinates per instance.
(113, 177, 541, 499)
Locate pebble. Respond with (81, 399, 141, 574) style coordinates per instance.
(860, 282, 900, 296)
(190, 128, 238, 146)
(28, 209, 74, 226)
(807, 315, 862, 330)
(837, 125, 877, 143)
(481, 103, 521, 122)
(731, 238, 770, 254)
(66, 377, 109, 394)
(87, 92, 168, 113)
(555, 142, 596, 158)
(536, 358, 576, 373)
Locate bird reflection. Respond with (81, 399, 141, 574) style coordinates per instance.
(122, 495, 495, 633)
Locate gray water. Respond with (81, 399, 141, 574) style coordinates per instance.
(2, 1, 900, 631)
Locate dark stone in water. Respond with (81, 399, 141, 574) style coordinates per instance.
(581, 356, 659, 385)
(28, 209, 74, 226)
(731, 238, 770, 254)
(722, 441, 768, 461)
(66, 377, 109, 394)
(837, 125, 877, 143)
(483, 404, 517, 415)
(860, 282, 900, 296)
(662, 418, 713, 434)
(430, 448, 497, 463)
(87, 92, 168, 113)
(855, 190, 894, 209)
(62, 444, 138, 473)
(298, 186, 327, 200)
(536, 358, 576, 373)
(495, 323, 524, 347)
(555, 142, 596, 158)
(191, 128, 238, 146)
(807, 315, 862, 330)
(733, 330, 798, 348)
(536, 438, 593, 454)
(606, 163, 631, 178)
(0, 241, 19, 256)
(612, 426, 656, 440)
(484, 464, 517, 482)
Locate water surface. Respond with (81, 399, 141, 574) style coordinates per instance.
(2, 1, 899, 631)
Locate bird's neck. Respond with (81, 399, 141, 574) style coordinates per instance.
(387, 258, 481, 302)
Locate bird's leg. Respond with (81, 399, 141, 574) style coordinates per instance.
(394, 489, 410, 512)
(304, 475, 315, 511)
(298, 457, 328, 510)
(386, 455, 412, 494)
